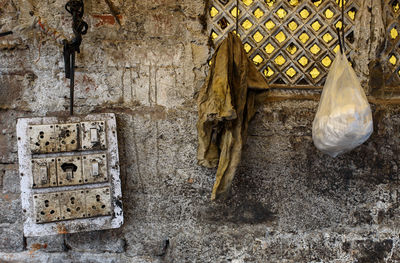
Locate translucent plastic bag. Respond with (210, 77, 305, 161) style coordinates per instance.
(312, 52, 373, 157)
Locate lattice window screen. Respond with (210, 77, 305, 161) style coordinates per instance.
(384, 0, 400, 87)
(208, 0, 359, 87)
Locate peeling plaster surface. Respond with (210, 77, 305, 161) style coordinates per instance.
(0, 0, 400, 262)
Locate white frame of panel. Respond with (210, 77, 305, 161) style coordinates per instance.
(17, 113, 123, 237)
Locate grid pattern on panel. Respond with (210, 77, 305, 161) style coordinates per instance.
(208, 0, 359, 87)
(384, 0, 400, 87)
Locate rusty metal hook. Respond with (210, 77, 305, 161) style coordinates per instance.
(63, 0, 88, 116)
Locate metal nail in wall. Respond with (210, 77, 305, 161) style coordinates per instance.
(208, 0, 359, 88)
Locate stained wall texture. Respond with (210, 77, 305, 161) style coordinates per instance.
(0, 0, 400, 262)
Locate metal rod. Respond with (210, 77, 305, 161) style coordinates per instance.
(69, 52, 75, 116)
(341, 0, 346, 53)
(0, 31, 13, 37)
(63, 0, 87, 116)
(336, 27, 343, 55)
(236, 0, 239, 33)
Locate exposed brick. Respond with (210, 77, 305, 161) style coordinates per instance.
(0, 71, 37, 110)
(0, 224, 24, 252)
(2, 165, 19, 194)
(91, 14, 123, 27)
(26, 235, 66, 253)
(0, 0, 399, 262)
(0, 111, 20, 163)
(0, 193, 22, 224)
(65, 230, 125, 253)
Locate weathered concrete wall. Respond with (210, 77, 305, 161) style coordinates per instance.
(0, 0, 400, 262)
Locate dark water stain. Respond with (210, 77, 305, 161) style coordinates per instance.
(202, 198, 275, 224)
(354, 239, 393, 263)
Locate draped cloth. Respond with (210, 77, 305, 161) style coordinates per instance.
(197, 32, 269, 200)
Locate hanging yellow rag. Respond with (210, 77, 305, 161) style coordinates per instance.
(197, 32, 269, 200)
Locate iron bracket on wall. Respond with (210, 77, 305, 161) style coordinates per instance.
(63, 0, 88, 116)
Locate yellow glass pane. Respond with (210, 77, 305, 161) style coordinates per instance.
(286, 67, 297, 77)
(310, 44, 321, 54)
(288, 0, 299, 6)
(265, 43, 275, 54)
(242, 19, 253, 30)
(394, 2, 400, 13)
(398, 69, 400, 76)
(336, 0, 346, 7)
(276, 8, 288, 19)
(286, 44, 297, 55)
(274, 55, 286, 66)
(299, 32, 310, 43)
(253, 31, 264, 43)
(322, 56, 332, 67)
(298, 56, 309, 67)
(311, 21, 322, 31)
(313, 0, 322, 7)
(242, 0, 253, 6)
(391, 28, 398, 40)
(300, 8, 310, 19)
(275, 31, 287, 43)
(325, 9, 334, 19)
(253, 54, 264, 65)
(310, 68, 320, 79)
(323, 33, 333, 43)
(390, 55, 397, 65)
(210, 7, 219, 18)
(209, 60, 212, 66)
(335, 21, 342, 29)
(254, 8, 264, 19)
(211, 31, 218, 40)
(243, 43, 252, 53)
(265, 0, 276, 7)
(264, 67, 274, 78)
(230, 7, 240, 18)
(265, 20, 276, 30)
(333, 44, 340, 53)
(348, 10, 356, 20)
(288, 21, 298, 31)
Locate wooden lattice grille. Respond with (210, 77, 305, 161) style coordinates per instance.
(384, 0, 400, 87)
(208, 0, 359, 87)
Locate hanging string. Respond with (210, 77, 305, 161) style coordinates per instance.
(336, 27, 343, 54)
(235, 0, 238, 33)
(235, 0, 241, 84)
(341, 0, 346, 53)
(335, 0, 346, 55)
